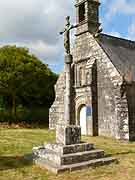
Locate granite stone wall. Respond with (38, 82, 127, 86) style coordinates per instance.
(49, 71, 65, 129)
(95, 37, 129, 140)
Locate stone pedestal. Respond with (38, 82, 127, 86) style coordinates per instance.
(33, 141, 117, 174)
(56, 125, 81, 145)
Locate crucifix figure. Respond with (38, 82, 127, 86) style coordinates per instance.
(60, 16, 77, 55)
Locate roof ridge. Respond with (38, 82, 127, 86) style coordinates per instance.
(100, 33, 135, 45)
(97, 32, 135, 78)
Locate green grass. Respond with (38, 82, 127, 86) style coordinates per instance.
(0, 129, 135, 180)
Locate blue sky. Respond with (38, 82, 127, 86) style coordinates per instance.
(100, 0, 135, 39)
(0, 0, 135, 73)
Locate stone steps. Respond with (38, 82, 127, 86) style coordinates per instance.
(61, 149, 104, 165)
(44, 142, 94, 154)
(33, 141, 117, 173)
(34, 143, 102, 166)
(35, 156, 117, 174)
(33, 140, 117, 174)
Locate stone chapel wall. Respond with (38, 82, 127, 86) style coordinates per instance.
(49, 71, 65, 129)
(73, 32, 97, 135)
(73, 30, 129, 139)
(97, 60, 121, 138)
(96, 44, 129, 140)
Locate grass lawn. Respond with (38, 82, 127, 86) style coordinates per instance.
(0, 129, 135, 180)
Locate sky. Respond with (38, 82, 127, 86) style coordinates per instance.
(0, 0, 135, 73)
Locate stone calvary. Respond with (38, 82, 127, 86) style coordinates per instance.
(32, 0, 123, 173)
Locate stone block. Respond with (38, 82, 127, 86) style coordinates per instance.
(56, 125, 81, 145)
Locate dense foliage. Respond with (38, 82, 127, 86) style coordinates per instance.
(0, 45, 58, 123)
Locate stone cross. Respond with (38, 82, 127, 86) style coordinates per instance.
(55, 16, 81, 146)
(60, 16, 77, 55)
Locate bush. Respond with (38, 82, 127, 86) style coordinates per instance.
(0, 107, 49, 126)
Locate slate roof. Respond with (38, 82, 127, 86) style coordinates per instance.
(97, 33, 135, 76)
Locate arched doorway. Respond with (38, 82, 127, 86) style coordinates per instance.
(79, 105, 87, 135)
(78, 105, 92, 135)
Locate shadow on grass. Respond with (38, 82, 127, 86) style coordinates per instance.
(0, 154, 33, 171)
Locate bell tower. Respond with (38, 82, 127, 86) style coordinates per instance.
(75, 0, 100, 35)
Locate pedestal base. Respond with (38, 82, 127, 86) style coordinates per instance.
(33, 142, 117, 174)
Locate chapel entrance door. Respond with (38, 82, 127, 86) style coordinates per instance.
(80, 106, 87, 135)
(79, 105, 93, 135)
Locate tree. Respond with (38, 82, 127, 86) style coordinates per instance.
(0, 45, 58, 118)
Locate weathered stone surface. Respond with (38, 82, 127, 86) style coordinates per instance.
(33, 146, 104, 166)
(56, 125, 81, 145)
(49, 71, 65, 129)
(44, 142, 94, 155)
(61, 149, 104, 165)
(34, 156, 117, 174)
(64, 54, 72, 125)
(33, 141, 117, 173)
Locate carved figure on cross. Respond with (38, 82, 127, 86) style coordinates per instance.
(60, 16, 77, 55)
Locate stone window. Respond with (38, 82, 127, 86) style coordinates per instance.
(78, 3, 85, 23)
(79, 67, 83, 86)
(86, 70, 92, 85)
(86, 71, 91, 85)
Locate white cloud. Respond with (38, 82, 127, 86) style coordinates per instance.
(0, 0, 75, 71)
(29, 40, 63, 64)
(0, 0, 135, 72)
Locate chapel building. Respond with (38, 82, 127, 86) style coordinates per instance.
(49, 0, 135, 141)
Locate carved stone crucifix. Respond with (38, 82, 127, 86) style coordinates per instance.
(60, 16, 77, 55)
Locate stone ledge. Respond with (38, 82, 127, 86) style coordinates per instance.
(61, 149, 104, 165)
(44, 142, 94, 155)
(34, 157, 117, 174)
